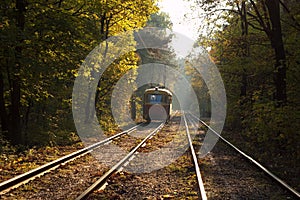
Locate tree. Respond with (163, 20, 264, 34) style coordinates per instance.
(0, 0, 26, 144)
(195, 0, 300, 170)
(82, 0, 159, 124)
(0, 0, 159, 145)
(135, 12, 175, 87)
(194, 0, 291, 104)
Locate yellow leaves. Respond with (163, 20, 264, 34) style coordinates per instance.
(69, 69, 79, 78)
(92, 13, 99, 20)
(0, 19, 10, 29)
(83, 70, 91, 78)
(161, 194, 175, 199)
(98, 0, 158, 35)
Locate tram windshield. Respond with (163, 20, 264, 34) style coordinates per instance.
(148, 94, 162, 104)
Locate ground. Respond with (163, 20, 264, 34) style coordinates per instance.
(0, 116, 298, 199)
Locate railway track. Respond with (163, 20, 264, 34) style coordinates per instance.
(0, 120, 169, 199)
(76, 113, 199, 200)
(183, 112, 207, 200)
(82, 112, 208, 199)
(75, 122, 165, 199)
(186, 112, 300, 199)
(1, 111, 299, 199)
(0, 123, 142, 194)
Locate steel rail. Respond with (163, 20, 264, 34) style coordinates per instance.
(187, 112, 300, 198)
(0, 124, 141, 193)
(183, 113, 207, 200)
(76, 122, 165, 200)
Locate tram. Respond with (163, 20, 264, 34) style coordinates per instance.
(143, 87, 172, 121)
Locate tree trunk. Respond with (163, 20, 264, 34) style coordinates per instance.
(85, 13, 110, 124)
(0, 72, 9, 135)
(10, 0, 26, 144)
(240, 1, 249, 97)
(265, 0, 287, 105)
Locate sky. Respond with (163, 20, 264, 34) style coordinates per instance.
(157, 0, 202, 57)
(157, 0, 200, 40)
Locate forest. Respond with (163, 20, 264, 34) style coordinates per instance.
(189, 0, 300, 187)
(0, 0, 299, 191)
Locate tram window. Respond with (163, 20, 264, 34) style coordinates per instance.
(148, 94, 162, 103)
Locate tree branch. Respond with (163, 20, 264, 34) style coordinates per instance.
(279, 0, 300, 30)
(247, 22, 265, 32)
(249, 0, 271, 39)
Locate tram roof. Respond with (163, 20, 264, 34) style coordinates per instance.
(144, 87, 172, 96)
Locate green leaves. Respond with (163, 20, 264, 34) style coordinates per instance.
(202, 0, 300, 166)
(0, 0, 159, 145)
